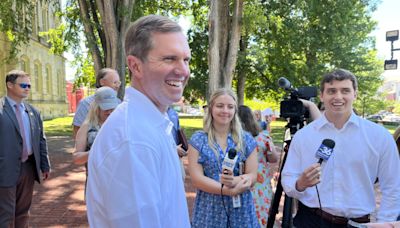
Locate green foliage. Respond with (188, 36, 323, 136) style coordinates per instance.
(73, 57, 95, 90)
(241, 0, 382, 105)
(39, 24, 67, 54)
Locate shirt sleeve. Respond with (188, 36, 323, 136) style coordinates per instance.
(281, 133, 307, 199)
(189, 131, 207, 164)
(72, 99, 90, 127)
(95, 141, 163, 227)
(375, 131, 400, 222)
(243, 132, 257, 158)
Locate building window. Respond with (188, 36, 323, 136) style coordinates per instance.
(34, 62, 42, 93)
(46, 66, 52, 95)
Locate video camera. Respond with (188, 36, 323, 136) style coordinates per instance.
(278, 77, 318, 119)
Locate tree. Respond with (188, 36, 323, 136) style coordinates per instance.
(60, 0, 191, 96)
(67, 0, 134, 97)
(241, 0, 383, 103)
(208, 0, 244, 96)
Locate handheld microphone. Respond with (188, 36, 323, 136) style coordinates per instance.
(315, 139, 335, 164)
(221, 148, 242, 208)
(222, 148, 238, 173)
(278, 77, 292, 90)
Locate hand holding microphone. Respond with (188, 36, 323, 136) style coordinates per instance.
(221, 148, 239, 188)
(295, 139, 335, 192)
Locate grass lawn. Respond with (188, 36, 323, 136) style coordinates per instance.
(43, 116, 400, 142)
(43, 116, 73, 136)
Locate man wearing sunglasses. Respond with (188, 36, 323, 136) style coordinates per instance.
(0, 70, 51, 227)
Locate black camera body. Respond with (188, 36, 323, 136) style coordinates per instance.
(278, 77, 317, 119)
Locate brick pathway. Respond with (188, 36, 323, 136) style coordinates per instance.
(29, 136, 381, 227)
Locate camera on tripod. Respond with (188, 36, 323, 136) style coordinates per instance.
(278, 77, 318, 119)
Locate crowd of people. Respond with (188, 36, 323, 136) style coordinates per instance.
(1, 14, 399, 228)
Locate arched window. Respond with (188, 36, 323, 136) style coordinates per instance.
(57, 70, 64, 99)
(42, 6, 49, 32)
(46, 65, 52, 95)
(19, 55, 30, 73)
(33, 61, 42, 94)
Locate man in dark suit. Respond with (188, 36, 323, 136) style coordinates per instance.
(0, 70, 50, 227)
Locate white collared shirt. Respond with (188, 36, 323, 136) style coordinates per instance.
(86, 87, 190, 227)
(282, 112, 400, 222)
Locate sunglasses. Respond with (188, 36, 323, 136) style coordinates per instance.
(17, 83, 31, 89)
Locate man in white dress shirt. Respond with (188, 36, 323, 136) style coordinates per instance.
(281, 69, 400, 227)
(86, 15, 191, 227)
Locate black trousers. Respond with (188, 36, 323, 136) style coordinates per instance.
(294, 205, 359, 228)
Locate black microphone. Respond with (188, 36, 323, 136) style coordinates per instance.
(222, 148, 238, 174)
(315, 139, 335, 164)
(278, 77, 292, 90)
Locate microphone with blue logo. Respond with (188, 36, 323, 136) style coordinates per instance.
(315, 139, 335, 164)
(314, 139, 335, 209)
(221, 148, 242, 208)
(222, 148, 238, 174)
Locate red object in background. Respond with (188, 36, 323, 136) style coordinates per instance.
(66, 81, 84, 113)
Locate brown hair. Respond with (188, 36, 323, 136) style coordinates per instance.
(6, 70, 29, 84)
(125, 15, 182, 62)
(320, 69, 358, 93)
(238, 105, 262, 137)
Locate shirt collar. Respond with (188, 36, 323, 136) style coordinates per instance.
(6, 96, 26, 111)
(124, 87, 173, 134)
(315, 111, 359, 130)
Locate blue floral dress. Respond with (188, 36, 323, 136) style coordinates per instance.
(190, 131, 260, 228)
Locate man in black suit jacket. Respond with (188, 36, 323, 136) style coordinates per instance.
(0, 70, 50, 227)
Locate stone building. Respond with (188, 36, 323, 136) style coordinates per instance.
(0, 1, 67, 119)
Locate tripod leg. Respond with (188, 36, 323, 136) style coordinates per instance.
(282, 195, 293, 227)
(267, 138, 294, 228)
(267, 179, 283, 228)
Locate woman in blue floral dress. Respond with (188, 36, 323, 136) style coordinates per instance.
(188, 88, 259, 228)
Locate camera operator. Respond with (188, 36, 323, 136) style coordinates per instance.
(281, 69, 400, 227)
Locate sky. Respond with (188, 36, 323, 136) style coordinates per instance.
(66, 0, 400, 81)
(372, 0, 400, 79)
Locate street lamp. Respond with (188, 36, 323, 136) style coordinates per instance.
(385, 30, 400, 70)
(386, 30, 399, 42)
(384, 59, 398, 70)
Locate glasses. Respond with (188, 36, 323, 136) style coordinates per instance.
(113, 81, 121, 86)
(17, 83, 31, 89)
(102, 78, 121, 87)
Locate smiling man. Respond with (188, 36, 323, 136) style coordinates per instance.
(281, 69, 400, 227)
(86, 15, 191, 227)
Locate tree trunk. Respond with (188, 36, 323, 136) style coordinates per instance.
(78, 0, 104, 73)
(208, 0, 244, 98)
(208, 0, 221, 98)
(237, 35, 247, 105)
(87, 0, 134, 98)
(223, 0, 243, 87)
